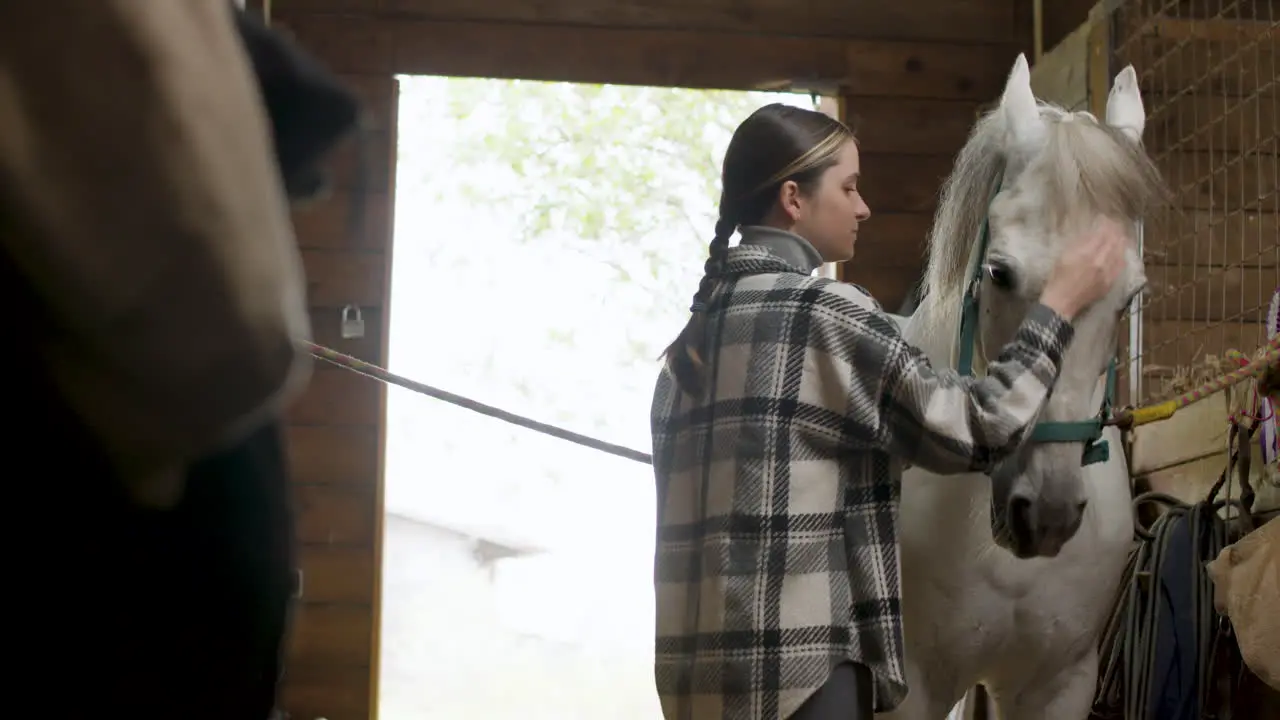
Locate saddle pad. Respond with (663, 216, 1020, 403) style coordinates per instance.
(1207, 517, 1280, 692)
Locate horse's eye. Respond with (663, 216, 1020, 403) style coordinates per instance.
(1123, 283, 1148, 311)
(986, 262, 1016, 290)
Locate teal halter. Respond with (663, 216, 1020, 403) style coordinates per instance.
(955, 187, 1116, 467)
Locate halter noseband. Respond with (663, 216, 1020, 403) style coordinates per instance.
(955, 183, 1116, 467)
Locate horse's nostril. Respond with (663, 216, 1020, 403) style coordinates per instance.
(1076, 499, 1089, 515)
(1008, 495, 1035, 548)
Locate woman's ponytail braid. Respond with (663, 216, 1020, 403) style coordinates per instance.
(663, 215, 736, 396)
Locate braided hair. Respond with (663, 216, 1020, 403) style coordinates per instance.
(662, 103, 854, 396)
(663, 215, 736, 395)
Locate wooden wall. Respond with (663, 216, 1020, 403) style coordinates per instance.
(266, 0, 1031, 717)
(277, 40, 399, 720)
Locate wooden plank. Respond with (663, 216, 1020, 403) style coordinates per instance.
(274, 14, 394, 73)
(848, 98, 982, 155)
(298, 545, 378, 604)
(1085, 11, 1110, 118)
(1041, 0, 1098, 55)
(287, 603, 374, 667)
(859, 152, 952, 214)
(1145, 92, 1279, 154)
(849, 212, 932, 269)
(844, 41, 1019, 101)
(1137, 18, 1278, 44)
(337, 73, 397, 133)
(287, 425, 381, 486)
(309, 305, 385, 364)
(293, 483, 378, 546)
(368, 77, 399, 720)
(278, 0, 1022, 44)
(1135, 318, 1268, 371)
(1142, 264, 1272, 323)
(1127, 34, 1278, 97)
(279, 663, 372, 720)
(1155, 152, 1279, 211)
(314, 130, 392, 194)
(382, 15, 848, 93)
(1030, 15, 1092, 109)
(288, 368, 383, 425)
(842, 263, 922, 311)
(274, 14, 1023, 100)
(293, 191, 391, 251)
(301, 249, 387, 308)
(1143, 211, 1280, 268)
(1139, 2, 1274, 21)
(1140, 452, 1228, 503)
(1129, 390, 1232, 475)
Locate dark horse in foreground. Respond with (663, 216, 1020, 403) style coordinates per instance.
(2, 4, 360, 718)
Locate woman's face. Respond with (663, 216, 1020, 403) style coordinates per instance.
(779, 140, 871, 263)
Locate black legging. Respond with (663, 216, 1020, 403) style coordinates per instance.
(790, 663, 875, 720)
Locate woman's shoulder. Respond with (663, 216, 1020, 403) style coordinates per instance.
(815, 279, 884, 313)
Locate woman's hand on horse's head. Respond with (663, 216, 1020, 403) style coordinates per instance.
(1040, 218, 1130, 321)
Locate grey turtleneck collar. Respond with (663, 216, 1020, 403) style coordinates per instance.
(737, 225, 825, 274)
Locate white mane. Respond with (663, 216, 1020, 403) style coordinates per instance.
(912, 102, 1166, 347)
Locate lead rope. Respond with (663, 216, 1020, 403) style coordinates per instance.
(305, 342, 653, 464)
(307, 102, 654, 466)
(1094, 422, 1256, 719)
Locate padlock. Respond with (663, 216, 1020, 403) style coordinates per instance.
(340, 304, 365, 339)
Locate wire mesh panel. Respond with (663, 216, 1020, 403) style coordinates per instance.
(1112, 0, 1278, 405)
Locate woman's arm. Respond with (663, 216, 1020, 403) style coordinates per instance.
(817, 286, 1072, 475)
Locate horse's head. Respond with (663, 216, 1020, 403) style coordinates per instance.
(983, 55, 1164, 557)
(923, 54, 1166, 558)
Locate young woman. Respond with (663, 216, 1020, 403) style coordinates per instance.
(650, 103, 1129, 719)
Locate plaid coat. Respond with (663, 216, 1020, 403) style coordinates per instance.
(651, 227, 1074, 718)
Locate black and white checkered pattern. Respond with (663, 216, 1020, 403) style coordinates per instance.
(651, 241, 1073, 718)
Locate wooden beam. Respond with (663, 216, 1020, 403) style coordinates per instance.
(368, 76, 399, 720)
(275, 0, 1022, 44)
(274, 14, 1020, 100)
(287, 368, 383, 425)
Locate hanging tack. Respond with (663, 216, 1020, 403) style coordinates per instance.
(340, 304, 365, 340)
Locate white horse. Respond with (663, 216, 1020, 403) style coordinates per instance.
(884, 55, 1167, 719)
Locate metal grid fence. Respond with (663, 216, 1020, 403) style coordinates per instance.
(1111, 0, 1277, 405)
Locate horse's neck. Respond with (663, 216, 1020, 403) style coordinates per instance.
(902, 302, 963, 370)
(901, 298, 1009, 551)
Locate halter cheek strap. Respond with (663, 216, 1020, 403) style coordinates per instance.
(955, 181, 1116, 467)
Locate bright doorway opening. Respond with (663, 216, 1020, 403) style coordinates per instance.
(380, 76, 832, 719)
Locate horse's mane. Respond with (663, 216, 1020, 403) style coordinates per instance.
(916, 102, 1167, 332)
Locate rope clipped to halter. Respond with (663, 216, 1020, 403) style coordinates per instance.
(1106, 333, 1280, 430)
(954, 181, 1116, 466)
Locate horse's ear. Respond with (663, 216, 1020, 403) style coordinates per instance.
(1000, 54, 1043, 150)
(1106, 65, 1146, 143)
